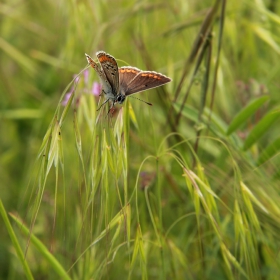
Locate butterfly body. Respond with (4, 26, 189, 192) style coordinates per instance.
(85, 51, 171, 110)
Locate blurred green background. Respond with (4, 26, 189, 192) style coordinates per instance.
(1, 0, 280, 279)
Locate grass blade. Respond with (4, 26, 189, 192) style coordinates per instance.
(227, 96, 269, 135)
(10, 213, 71, 280)
(0, 201, 34, 280)
(243, 108, 280, 150)
(257, 137, 280, 166)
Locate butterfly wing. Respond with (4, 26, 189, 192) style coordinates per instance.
(85, 53, 112, 94)
(96, 51, 119, 95)
(119, 66, 141, 94)
(119, 67, 171, 96)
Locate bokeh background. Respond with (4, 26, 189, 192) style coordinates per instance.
(1, 0, 280, 279)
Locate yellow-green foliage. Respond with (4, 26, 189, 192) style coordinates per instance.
(1, 0, 280, 279)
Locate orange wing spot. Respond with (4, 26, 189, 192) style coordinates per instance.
(98, 55, 116, 65)
(154, 75, 161, 80)
(98, 56, 106, 62)
(120, 69, 135, 73)
(141, 74, 149, 77)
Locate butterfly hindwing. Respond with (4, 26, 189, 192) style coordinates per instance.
(119, 66, 141, 94)
(120, 69, 171, 96)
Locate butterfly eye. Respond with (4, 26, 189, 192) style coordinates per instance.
(116, 94, 125, 104)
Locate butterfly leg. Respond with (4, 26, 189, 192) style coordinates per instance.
(96, 98, 110, 111)
(99, 89, 105, 97)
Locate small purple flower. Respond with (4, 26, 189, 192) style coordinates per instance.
(73, 75, 80, 84)
(61, 71, 102, 108)
(92, 82, 102, 96)
(83, 69, 89, 84)
(61, 92, 73, 106)
(61, 75, 81, 107)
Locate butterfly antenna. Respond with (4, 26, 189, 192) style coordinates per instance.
(128, 96, 153, 106)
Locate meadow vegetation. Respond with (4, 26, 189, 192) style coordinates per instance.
(1, 0, 280, 279)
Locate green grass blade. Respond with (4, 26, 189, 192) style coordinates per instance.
(174, 102, 199, 123)
(0, 109, 42, 119)
(0, 37, 36, 76)
(10, 213, 71, 280)
(227, 96, 269, 135)
(257, 137, 280, 166)
(0, 201, 34, 280)
(173, 102, 228, 135)
(243, 108, 280, 150)
(250, 24, 280, 54)
(221, 243, 249, 279)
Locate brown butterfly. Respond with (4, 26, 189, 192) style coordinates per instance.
(85, 51, 171, 110)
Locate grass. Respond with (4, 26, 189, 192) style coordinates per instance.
(1, 0, 280, 279)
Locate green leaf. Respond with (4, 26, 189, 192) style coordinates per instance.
(173, 102, 199, 122)
(250, 24, 280, 54)
(257, 137, 280, 166)
(227, 96, 269, 135)
(173, 102, 228, 135)
(9, 213, 71, 280)
(204, 107, 228, 134)
(243, 109, 280, 151)
(0, 37, 36, 76)
(0, 109, 42, 119)
(0, 201, 34, 280)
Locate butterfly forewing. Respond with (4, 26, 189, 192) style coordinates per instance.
(85, 53, 112, 94)
(121, 70, 171, 96)
(96, 51, 119, 95)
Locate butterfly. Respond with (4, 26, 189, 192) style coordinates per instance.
(85, 51, 171, 111)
